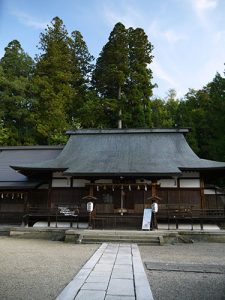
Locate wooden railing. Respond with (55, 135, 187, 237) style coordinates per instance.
(158, 208, 225, 230)
(92, 208, 225, 230)
(1, 207, 224, 229)
(92, 214, 143, 229)
(22, 206, 85, 227)
(0, 211, 24, 224)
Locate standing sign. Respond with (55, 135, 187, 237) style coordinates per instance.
(142, 208, 152, 230)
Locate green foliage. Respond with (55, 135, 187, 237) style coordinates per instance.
(93, 22, 129, 99)
(0, 124, 11, 145)
(33, 17, 73, 144)
(77, 93, 113, 128)
(48, 131, 69, 145)
(205, 73, 225, 161)
(0, 40, 34, 78)
(68, 30, 95, 123)
(164, 89, 180, 127)
(70, 30, 94, 87)
(92, 23, 155, 127)
(0, 42, 36, 145)
(124, 27, 154, 127)
(92, 23, 129, 127)
(150, 98, 172, 128)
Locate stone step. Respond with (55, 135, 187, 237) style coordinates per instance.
(82, 233, 160, 238)
(9, 229, 65, 241)
(82, 239, 159, 245)
(0, 228, 10, 236)
(81, 235, 160, 245)
(82, 236, 159, 242)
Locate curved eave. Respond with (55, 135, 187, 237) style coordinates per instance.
(181, 167, 225, 180)
(63, 171, 181, 178)
(180, 167, 225, 171)
(10, 166, 67, 177)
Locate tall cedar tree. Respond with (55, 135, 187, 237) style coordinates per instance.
(179, 78, 225, 161)
(70, 31, 94, 87)
(205, 72, 225, 161)
(33, 17, 73, 144)
(0, 40, 35, 145)
(69, 30, 94, 125)
(125, 27, 154, 127)
(92, 22, 129, 127)
(92, 23, 154, 128)
(177, 89, 205, 155)
(164, 89, 180, 127)
(0, 40, 34, 78)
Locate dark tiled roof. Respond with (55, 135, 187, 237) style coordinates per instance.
(11, 129, 225, 177)
(0, 181, 41, 189)
(0, 146, 63, 184)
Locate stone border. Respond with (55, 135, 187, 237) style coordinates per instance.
(56, 243, 108, 300)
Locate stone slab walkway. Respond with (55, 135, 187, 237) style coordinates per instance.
(56, 243, 154, 300)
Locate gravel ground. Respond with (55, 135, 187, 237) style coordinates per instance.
(1, 238, 225, 300)
(139, 243, 225, 300)
(0, 237, 98, 300)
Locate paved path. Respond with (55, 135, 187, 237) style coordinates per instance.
(56, 243, 154, 300)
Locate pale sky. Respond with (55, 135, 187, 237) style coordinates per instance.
(0, 0, 225, 98)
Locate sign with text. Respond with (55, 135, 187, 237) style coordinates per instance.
(142, 208, 152, 230)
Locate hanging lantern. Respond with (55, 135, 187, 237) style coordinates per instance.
(129, 185, 131, 191)
(112, 185, 115, 192)
(21, 193, 23, 199)
(137, 185, 140, 190)
(144, 185, 147, 191)
(12, 193, 14, 199)
(96, 185, 99, 191)
(1, 193, 3, 199)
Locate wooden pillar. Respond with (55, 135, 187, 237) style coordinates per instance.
(143, 189, 146, 207)
(89, 185, 94, 197)
(215, 187, 219, 209)
(200, 178, 205, 209)
(47, 179, 52, 208)
(23, 191, 29, 212)
(151, 179, 158, 197)
(46, 179, 53, 227)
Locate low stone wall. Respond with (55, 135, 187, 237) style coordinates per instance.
(1, 226, 225, 245)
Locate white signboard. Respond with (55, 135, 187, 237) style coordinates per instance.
(58, 207, 76, 216)
(142, 208, 152, 230)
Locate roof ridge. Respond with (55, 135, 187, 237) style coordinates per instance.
(0, 145, 64, 150)
(66, 128, 190, 135)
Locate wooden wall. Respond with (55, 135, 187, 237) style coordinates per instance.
(158, 189, 201, 209)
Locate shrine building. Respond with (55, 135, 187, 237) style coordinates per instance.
(0, 128, 225, 228)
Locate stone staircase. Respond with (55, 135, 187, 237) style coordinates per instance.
(69, 231, 162, 245)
